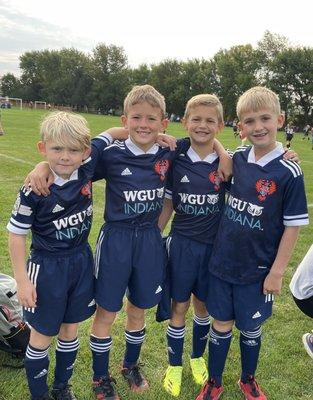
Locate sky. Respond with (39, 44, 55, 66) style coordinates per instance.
(1, 0, 313, 77)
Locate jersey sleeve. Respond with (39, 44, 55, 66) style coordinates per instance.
(7, 186, 36, 235)
(174, 138, 190, 156)
(282, 164, 309, 226)
(81, 132, 113, 178)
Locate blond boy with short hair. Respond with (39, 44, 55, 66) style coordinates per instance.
(158, 94, 229, 397)
(196, 87, 309, 400)
(7, 111, 121, 400)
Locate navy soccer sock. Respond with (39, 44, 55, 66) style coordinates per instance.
(208, 326, 232, 386)
(24, 344, 50, 400)
(240, 326, 262, 382)
(167, 324, 185, 366)
(123, 326, 146, 368)
(53, 337, 79, 389)
(90, 335, 112, 381)
(191, 314, 210, 359)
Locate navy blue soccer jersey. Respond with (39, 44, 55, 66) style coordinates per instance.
(92, 137, 189, 225)
(208, 143, 309, 284)
(7, 133, 112, 252)
(165, 146, 228, 244)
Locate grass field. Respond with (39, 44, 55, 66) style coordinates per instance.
(0, 108, 312, 400)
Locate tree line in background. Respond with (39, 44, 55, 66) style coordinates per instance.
(1, 31, 313, 125)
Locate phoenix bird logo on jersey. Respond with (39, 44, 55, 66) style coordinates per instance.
(209, 171, 221, 191)
(255, 179, 277, 202)
(81, 181, 92, 198)
(154, 160, 170, 181)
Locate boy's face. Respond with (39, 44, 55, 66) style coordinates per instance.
(121, 101, 168, 152)
(239, 108, 284, 152)
(37, 140, 91, 179)
(182, 105, 223, 147)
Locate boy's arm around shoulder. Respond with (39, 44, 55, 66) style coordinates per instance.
(24, 161, 54, 196)
(214, 139, 233, 181)
(8, 233, 37, 308)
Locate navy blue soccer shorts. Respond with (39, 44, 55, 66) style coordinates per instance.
(24, 244, 96, 336)
(206, 272, 273, 331)
(166, 233, 213, 303)
(94, 223, 166, 312)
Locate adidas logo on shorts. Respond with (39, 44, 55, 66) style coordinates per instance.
(88, 299, 96, 307)
(121, 168, 132, 176)
(155, 285, 163, 294)
(252, 311, 261, 319)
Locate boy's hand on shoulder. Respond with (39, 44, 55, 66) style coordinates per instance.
(17, 278, 37, 308)
(283, 149, 300, 164)
(157, 132, 177, 151)
(24, 161, 54, 196)
(218, 152, 233, 182)
(106, 127, 129, 140)
(263, 271, 283, 295)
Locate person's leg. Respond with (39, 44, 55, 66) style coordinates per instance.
(90, 306, 116, 380)
(190, 296, 210, 386)
(238, 325, 266, 400)
(239, 326, 262, 382)
(163, 300, 189, 397)
(24, 329, 53, 400)
(51, 323, 79, 399)
(124, 300, 146, 367)
(121, 301, 149, 392)
(192, 296, 210, 359)
(196, 320, 233, 400)
(167, 300, 189, 366)
(208, 320, 233, 386)
(90, 306, 119, 399)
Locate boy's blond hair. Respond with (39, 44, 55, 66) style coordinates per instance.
(40, 111, 91, 150)
(123, 85, 166, 119)
(236, 86, 281, 121)
(184, 94, 224, 123)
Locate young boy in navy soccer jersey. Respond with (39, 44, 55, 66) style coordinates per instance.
(7, 112, 127, 400)
(158, 94, 229, 397)
(89, 86, 233, 400)
(196, 87, 309, 400)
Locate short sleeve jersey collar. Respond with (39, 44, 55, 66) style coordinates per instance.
(187, 146, 218, 163)
(125, 137, 159, 155)
(247, 142, 284, 166)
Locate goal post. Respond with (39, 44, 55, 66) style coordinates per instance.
(34, 101, 47, 109)
(0, 96, 22, 109)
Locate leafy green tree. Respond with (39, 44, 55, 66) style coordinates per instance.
(150, 59, 184, 116)
(91, 43, 129, 113)
(212, 45, 261, 119)
(269, 47, 313, 125)
(0, 73, 21, 97)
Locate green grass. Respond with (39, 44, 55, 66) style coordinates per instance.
(0, 108, 312, 400)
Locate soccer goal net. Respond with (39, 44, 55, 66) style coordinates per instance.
(35, 101, 47, 109)
(0, 97, 22, 109)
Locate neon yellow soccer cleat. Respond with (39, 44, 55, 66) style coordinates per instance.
(190, 357, 208, 385)
(163, 365, 183, 397)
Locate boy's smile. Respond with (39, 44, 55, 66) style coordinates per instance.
(239, 108, 284, 155)
(183, 105, 223, 148)
(122, 102, 168, 152)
